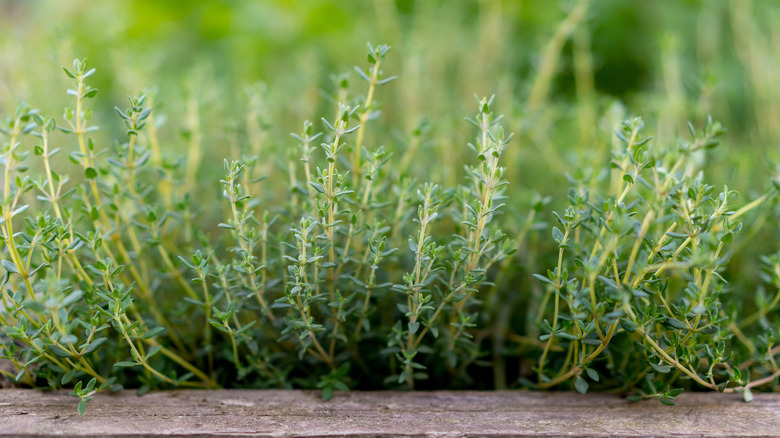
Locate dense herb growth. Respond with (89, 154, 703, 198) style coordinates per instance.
(2, 2, 780, 415)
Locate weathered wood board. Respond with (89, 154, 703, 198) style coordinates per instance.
(1, 389, 778, 437)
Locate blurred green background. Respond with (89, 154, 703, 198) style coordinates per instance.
(2, 0, 777, 183)
(1, 0, 778, 310)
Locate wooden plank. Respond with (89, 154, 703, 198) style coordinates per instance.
(0, 389, 778, 437)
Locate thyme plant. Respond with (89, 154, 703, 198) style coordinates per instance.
(0, 43, 778, 416)
(534, 118, 780, 403)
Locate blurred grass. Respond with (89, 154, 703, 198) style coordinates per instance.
(1, 0, 778, 320)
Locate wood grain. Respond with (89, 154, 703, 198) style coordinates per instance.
(1, 389, 778, 437)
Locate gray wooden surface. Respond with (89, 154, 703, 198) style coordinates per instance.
(0, 389, 778, 437)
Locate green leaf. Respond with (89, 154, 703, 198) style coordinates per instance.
(50, 344, 73, 358)
(61, 291, 83, 307)
(308, 182, 327, 195)
(85, 167, 98, 179)
(649, 362, 672, 373)
(619, 319, 638, 333)
(659, 397, 676, 406)
(665, 317, 688, 330)
(78, 399, 87, 416)
(61, 369, 77, 385)
(81, 337, 107, 354)
(552, 226, 564, 244)
(142, 327, 166, 339)
(1, 260, 18, 274)
(574, 376, 588, 394)
(532, 273, 554, 285)
(145, 345, 162, 360)
(99, 377, 117, 391)
(113, 361, 139, 368)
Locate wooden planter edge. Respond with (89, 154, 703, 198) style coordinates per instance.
(1, 389, 778, 437)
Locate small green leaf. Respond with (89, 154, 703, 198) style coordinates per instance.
(649, 362, 672, 373)
(1, 260, 18, 274)
(50, 345, 73, 357)
(552, 226, 564, 244)
(61, 291, 83, 307)
(142, 327, 166, 339)
(620, 319, 638, 333)
(665, 317, 688, 330)
(574, 376, 588, 394)
(81, 337, 107, 354)
(659, 397, 676, 406)
(532, 273, 554, 285)
(61, 370, 77, 385)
